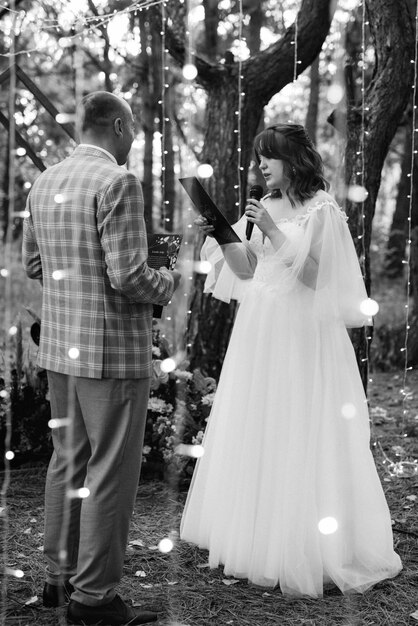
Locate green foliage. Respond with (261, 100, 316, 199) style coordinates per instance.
(142, 322, 215, 485)
(2, 369, 51, 463)
(0, 317, 214, 484)
(0, 357, 51, 470)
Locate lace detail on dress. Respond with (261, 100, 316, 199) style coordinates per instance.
(277, 200, 348, 225)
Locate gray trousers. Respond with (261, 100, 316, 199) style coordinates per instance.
(44, 371, 151, 606)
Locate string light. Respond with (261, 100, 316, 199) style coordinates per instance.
(235, 0, 244, 214)
(367, 0, 418, 479)
(0, 0, 166, 58)
(395, 0, 418, 476)
(1, 5, 17, 619)
(160, 1, 168, 228)
(293, 11, 299, 82)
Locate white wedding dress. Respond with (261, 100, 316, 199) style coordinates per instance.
(180, 190, 402, 598)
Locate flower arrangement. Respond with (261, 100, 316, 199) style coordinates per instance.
(2, 314, 216, 483)
(142, 322, 216, 485)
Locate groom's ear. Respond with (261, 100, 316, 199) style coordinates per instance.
(113, 117, 123, 136)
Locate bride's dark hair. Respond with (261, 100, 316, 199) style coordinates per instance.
(253, 124, 329, 207)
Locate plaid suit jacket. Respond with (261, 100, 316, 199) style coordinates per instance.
(22, 145, 175, 379)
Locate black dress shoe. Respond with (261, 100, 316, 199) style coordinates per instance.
(43, 580, 74, 607)
(67, 594, 158, 625)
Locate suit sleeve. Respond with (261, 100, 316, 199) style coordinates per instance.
(97, 171, 174, 305)
(22, 194, 43, 281)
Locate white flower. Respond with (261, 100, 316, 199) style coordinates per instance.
(142, 445, 151, 455)
(192, 430, 205, 445)
(201, 392, 215, 406)
(152, 346, 161, 357)
(147, 397, 173, 414)
(174, 370, 193, 381)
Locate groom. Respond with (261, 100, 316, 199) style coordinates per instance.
(22, 91, 181, 625)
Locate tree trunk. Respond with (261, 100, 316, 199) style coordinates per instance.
(342, 0, 414, 389)
(305, 55, 320, 144)
(184, 0, 336, 376)
(384, 121, 414, 278)
(247, 1, 263, 56)
(203, 0, 219, 59)
(1, 134, 10, 242)
(160, 83, 175, 233)
(408, 225, 418, 365)
(138, 13, 155, 231)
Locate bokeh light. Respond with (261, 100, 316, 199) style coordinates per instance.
(318, 517, 338, 535)
(68, 347, 80, 360)
(326, 84, 344, 104)
(197, 164, 213, 179)
(161, 358, 176, 373)
(341, 403, 357, 419)
(183, 63, 198, 80)
(158, 537, 174, 553)
(360, 298, 379, 317)
(347, 185, 368, 203)
(194, 260, 212, 274)
(175, 443, 205, 458)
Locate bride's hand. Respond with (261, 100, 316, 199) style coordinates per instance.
(245, 199, 277, 236)
(194, 216, 215, 237)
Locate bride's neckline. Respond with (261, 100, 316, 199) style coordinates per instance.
(263, 191, 330, 224)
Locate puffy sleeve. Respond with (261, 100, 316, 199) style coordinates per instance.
(274, 200, 371, 328)
(201, 215, 258, 303)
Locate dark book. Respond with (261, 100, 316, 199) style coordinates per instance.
(179, 176, 241, 245)
(147, 233, 182, 319)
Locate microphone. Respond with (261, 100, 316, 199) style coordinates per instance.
(245, 184, 264, 240)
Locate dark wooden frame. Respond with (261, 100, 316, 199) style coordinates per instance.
(0, 64, 77, 172)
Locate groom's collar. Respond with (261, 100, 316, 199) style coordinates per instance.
(77, 144, 118, 164)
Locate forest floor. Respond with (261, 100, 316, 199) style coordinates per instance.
(1, 371, 418, 626)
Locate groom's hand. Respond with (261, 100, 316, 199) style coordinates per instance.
(160, 267, 181, 292)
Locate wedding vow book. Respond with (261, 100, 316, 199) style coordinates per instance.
(147, 233, 182, 318)
(179, 176, 241, 245)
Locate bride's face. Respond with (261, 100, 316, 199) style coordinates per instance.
(258, 156, 288, 190)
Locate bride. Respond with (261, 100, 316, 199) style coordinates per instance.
(180, 123, 402, 598)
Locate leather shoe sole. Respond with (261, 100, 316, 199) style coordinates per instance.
(67, 593, 158, 625)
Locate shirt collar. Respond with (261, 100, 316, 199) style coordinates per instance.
(78, 144, 118, 164)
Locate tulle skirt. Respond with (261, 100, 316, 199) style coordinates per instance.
(180, 282, 402, 598)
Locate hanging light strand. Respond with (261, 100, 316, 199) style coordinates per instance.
(0, 0, 165, 58)
(293, 11, 299, 82)
(235, 0, 244, 214)
(1, 3, 17, 623)
(399, 0, 418, 445)
(357, 0, 372, 379)
(384, 0, 418, 481)
(160, 1, 168, 226)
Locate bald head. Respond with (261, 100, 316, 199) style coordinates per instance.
(78, 91, 135, 165)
